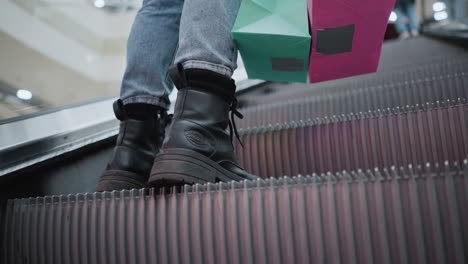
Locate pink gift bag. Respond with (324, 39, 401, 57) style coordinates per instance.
(308, 0, 395, 83)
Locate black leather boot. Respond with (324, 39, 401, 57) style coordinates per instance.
(148, 64, 257, 188)
(96, 100, 170, 191)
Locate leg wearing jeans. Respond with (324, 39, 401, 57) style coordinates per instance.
(406, 2, 420, 32)
(99, 0, 248, 191)
(174, 0, 242, 77)
(393, 4, 409, 35)
(120, 0, 185, 110)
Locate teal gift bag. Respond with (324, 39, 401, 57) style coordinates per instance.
(232, 0, 311, 83)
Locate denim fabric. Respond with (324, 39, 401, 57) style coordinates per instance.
(393, 2, 420, 34)
(120, 0, 241, 109)
(174, 0, 242, 77)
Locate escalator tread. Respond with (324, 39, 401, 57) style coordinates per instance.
(235, 104, 467, 178)
(1, 36, 468, 264)
(2, 162, 467, 264)
(239, 55, 468, 109)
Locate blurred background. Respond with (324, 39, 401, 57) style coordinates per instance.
(0, 0, 467, 121)
(0, 0, 139, 120)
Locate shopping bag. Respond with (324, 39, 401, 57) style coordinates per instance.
(308, 0, 395, 83)
(232, 0, 311, 83)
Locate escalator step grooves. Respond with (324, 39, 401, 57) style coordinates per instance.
(2, 162, 467, 264)
(245, 56, 468, 106)
(235, 105, 467, 178)
(238, 57, 468, 128)
(239, 96, 465, 129)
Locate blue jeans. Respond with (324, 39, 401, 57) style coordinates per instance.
(120, 0, 241, 110)
(393, 2, 420, 35)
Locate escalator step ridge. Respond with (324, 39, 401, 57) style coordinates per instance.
(2, 159, 466, 201)
(248, 56, 468, 101)
(2, 160, 467, 264)
(238, 101, 466, 132)
(238, 56, 468, 128)
(239, 95, 468, 129)
(238, 80, 467, 128)
(234, 104, 467, 178)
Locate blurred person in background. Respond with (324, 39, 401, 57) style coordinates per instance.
(393, 0, 420, 40)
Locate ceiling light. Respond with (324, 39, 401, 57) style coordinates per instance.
(94, 0, 106, 8)
(432, 2, 446, 12)
(389, 11, 397, 22)
(434, 11, 448, 21)
(16, 89, 32, 100)
(86, 55, 94, 63)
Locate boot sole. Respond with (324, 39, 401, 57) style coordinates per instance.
(96, 170, 147, 191)
(148, 148, 246, 187)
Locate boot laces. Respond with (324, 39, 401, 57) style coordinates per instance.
(228, 98, 244, 148)
(157, 110, 173, 148)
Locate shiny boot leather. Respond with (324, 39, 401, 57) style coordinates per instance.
(148, 64, 257, 188)
(96, 100, 168, 191)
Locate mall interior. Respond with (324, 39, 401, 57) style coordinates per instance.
(1, 0, 468, 263)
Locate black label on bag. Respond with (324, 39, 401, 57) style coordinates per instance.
(271, 57, 305, 72)
(317, 24, 355, 55)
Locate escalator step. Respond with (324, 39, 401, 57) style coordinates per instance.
(235, 104, 467, 178)
(377, 37, 468, 71)
(238, 57, 468, 128)
(239, 95, 465, 129)
(244, 56, 468, 106)
(2, 162, 467, 264)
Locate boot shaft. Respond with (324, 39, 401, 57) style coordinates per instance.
(115, 119, 160, 154)
(108, 100, 169, 174)
(164, 88, 235, 160)
(162, 64, 239, 161)
(170, 63, 238, 130)
(148, 64, 257, 188)
(173, 88, 231, 129)
(113, 99, 164, 154)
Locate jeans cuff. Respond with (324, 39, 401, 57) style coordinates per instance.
(182, 60, 233, 78)
(122, 96, 170, 110)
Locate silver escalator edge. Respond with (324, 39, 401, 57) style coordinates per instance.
(0, 98, 119, 176)
(0, 76, 265, 177)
